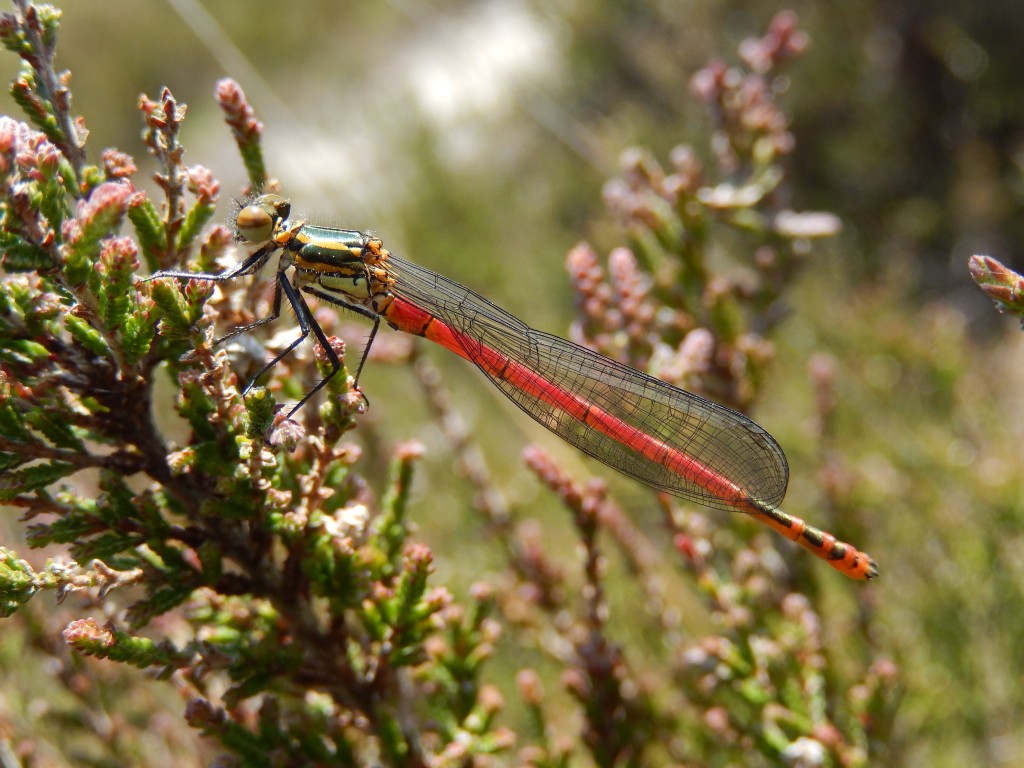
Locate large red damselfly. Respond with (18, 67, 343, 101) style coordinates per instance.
(152, 194, 878, 580)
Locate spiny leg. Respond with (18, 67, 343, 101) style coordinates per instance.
(241, 273, 318, 403)
(212, 270, 285, 350)
(300, 284, 387, 403)
(283, 277, 342, 416)
(351, 316, 380, 387)
(147, 242, 278, 284)
(145, 245, 304, 405)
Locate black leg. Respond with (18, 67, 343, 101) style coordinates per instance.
(146, 242, 277, 283)
(285, 279, 343, 416)
(212, 270, 285, 348)
(351, 316, 379, 387)
(241, 272, 314, 399)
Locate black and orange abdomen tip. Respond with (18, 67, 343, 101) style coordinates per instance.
(856, 554, 880, 580)
(833, 550, 879, 580)
(815, 531, 878, 580)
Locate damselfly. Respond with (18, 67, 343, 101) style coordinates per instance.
(152, 194, 878, 580)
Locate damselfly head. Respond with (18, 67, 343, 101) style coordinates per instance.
(234, 194, 291, 244)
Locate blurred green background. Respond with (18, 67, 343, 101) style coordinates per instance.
(2, 0, 1023, 765)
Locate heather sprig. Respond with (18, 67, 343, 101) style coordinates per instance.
(0, 546, 144, 616)
(217, 78, 267, 192)
(137, 88, 220, 271)
(969, 253, 1024, 324)
(0, 0, 86, 185)
(588, 12, 840, 411)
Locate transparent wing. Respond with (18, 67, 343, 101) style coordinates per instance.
(387, 254, 789, 510)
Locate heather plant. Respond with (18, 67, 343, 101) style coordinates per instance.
(0, 3, 902, 766)
(969, 254, 1024, 325)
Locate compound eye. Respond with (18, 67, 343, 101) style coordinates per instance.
(235, 203, 275, 243)
(260, 194, 291, 220)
